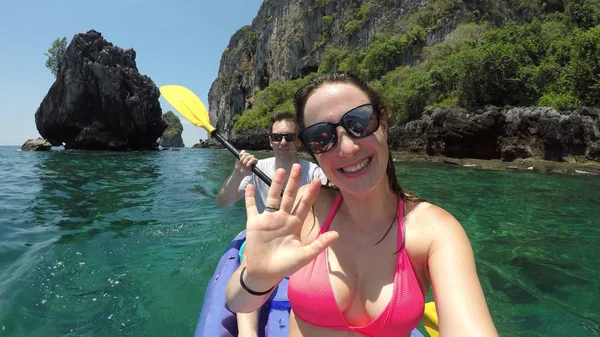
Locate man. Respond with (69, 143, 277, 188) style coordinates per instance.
(216, 111, 327, 337)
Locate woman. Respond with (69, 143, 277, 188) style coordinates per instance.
(226, 72, 498, 337)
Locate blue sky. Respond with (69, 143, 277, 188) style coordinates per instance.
(0, 0, 264, 146)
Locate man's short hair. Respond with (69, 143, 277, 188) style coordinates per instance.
(270, 110, 296, 127)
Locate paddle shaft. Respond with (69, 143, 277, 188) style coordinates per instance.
(212, 131, 284, 196)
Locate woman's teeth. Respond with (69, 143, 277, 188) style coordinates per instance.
(341, 158, 370, 173)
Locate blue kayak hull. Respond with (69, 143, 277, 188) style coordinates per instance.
(194, 230, 425, 337)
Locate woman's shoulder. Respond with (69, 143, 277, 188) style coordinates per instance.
(407, 201, 459, 227)
(405, 201, 466, 249)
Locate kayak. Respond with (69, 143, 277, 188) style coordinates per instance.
(193, 230, 435, 337)
(193, 230, 291, 336)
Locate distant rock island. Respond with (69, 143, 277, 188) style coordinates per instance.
(159, 111, 185, 148)
(34, 29, 167, 151)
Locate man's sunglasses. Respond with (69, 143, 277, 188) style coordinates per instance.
(270, 133, 296, 142)
(299, 103, 380, 154)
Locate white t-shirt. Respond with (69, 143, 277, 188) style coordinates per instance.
(239, 157, 327, 213)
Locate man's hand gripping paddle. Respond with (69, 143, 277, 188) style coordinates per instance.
(159, 85, 278, 192)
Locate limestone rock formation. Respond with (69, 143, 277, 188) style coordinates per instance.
(192, 138, 221, 149)
(206, 0, 513, 139)
(230, 128, 270, 150)
(21, 138, 52, 151)
(586, 141, 600, 162)
(192, 128, 270, 150)
(205, 0, 600, 165)
(35, 30, 167, 151)
(159, 111, 185, 148)
(207, 0, 432, 139)
(390, 106, 600, 162)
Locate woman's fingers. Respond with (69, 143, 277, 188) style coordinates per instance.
(264, 168, 286, 211)
(294, 178, 321, 221)
(244, 184, 259, 219)
(301, 231, 339, 264)
(279, 163, 301, 213)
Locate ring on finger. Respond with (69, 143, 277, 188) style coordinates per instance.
(264, 205, 279, 212)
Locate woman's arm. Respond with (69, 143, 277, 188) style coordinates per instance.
(237, 311, 260, 337)
(425, 205, 498, 337)
(226, 260, 280, 313)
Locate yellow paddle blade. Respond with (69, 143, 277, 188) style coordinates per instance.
(423, 301, 439, 337)
(159, 85, 215, 133)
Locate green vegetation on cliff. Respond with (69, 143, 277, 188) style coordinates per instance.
(234, 0, 600, 131)
(161, 111, 183, 138)
(44, 37, 68, 78)
(233, 75, 319, 131)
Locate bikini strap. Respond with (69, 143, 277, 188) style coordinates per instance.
(397, 198, 406, 251)
(318, 193, 343, 235)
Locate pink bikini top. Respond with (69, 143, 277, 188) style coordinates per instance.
(288, 194, 424, 337)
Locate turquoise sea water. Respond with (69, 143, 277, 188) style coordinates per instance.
(0, 146, 598, 337)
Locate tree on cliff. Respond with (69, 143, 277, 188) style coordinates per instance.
(44, 37, 68, 78)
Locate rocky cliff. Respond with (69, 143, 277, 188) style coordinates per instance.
(206, 0, 524, 139)
(390, 106, 600, 162)
(208, 0, 424, 138)
(35, 30, 167, 151)
(205, 0, 600, 163)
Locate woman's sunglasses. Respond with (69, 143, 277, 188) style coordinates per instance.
(299, 103, 380, 154)
(270, 133, 296, 142)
